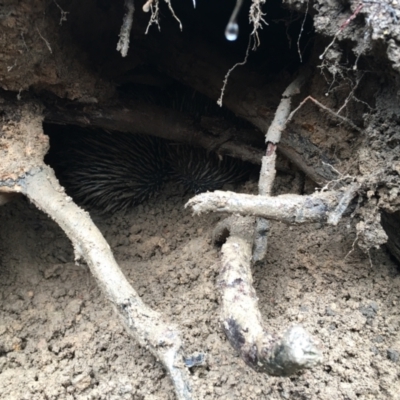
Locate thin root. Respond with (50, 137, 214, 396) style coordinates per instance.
(286, 95, 363, 133)
(117, 0, 135, 57)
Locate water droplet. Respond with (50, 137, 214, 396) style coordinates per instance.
(225, 22, 239, 41)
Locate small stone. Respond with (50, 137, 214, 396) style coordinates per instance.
(52, 288, 67, 298)
(72, 373, 92, 391)
(184, 352, 206, 368)
(373, 335, 384, 343)
(326, 306, 336, 316)
(329, 322, 337, 331)
(43, 264, 63, 279)
(370, 346, 379, 355)
(359, 302, 379, 319)
(387, 349, 399, 363)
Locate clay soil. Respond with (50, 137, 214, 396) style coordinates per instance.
(1, 176, 400, 400)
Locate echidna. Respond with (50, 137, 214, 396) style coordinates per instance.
(46, 128, 170, 214)
(45, 127, 252, 214)
(167, 144, 250, 194)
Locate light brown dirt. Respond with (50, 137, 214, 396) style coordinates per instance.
(1, 1, 400, 399)
(1, 176, 399, 400)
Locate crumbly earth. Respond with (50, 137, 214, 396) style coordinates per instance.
(1, 177, 399, 400)
(1, 1, 400, 399)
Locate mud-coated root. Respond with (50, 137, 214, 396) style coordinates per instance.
(22, 166, 193, 400)
(1, 100, 194, 400)
(187, 190, 344, 223)
(215, 216, 322, 375)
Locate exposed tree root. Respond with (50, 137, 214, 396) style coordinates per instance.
(0, 0, 399, 396)
(23, 166, 193, 400)
(213, 215, 322, 375)
(186, 176, 355, 376)
(253, 71, 309, 262)
(0, 104, 193, 400)
(186, 72, 363, 374)
(186, 189, 350, 223)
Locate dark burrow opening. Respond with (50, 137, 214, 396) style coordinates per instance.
(44, 122, 259, 215)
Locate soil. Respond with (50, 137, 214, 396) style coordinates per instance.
(1, 0, 400, 399)
(1, 176, 400, 399)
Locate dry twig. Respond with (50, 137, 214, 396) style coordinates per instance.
(187, 185, 356, 374)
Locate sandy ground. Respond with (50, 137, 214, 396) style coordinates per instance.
(1, 176, 400, 400)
